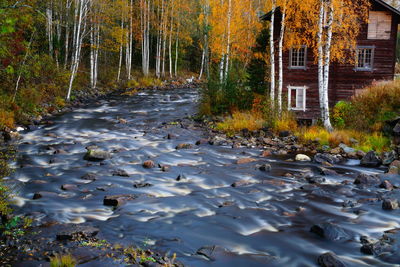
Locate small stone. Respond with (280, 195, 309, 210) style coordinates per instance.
(81, 172, 97, 181)
(143, 160, 155, 168)
(310, 223, 351, 241)
(317, 252, 346, 267)
(118, 118, 127, 124)
(231, 180, 254, 187)
(133, 182, 152, 188)
(176, 143, 194, 149)
(380, 180, 394, 190)
(196, 139, 209, 145)
(261, 150, 272, 157)
(159, 164, 170, 172)
(382, 199, 399, 210)
(259, 164, 272, 172)
(32, 191, 58, 199)
(295, 154, 311, 162)
(103, 194, 136, 207)
(176, 174, 186, 181)
(318, 167, 338, 176)
(112, 169, 130, 177)
(61, 184, 78, 191)
(83, 149, 111, 161)
(330, 147, 342, 155)
(236, 158, 257, 164)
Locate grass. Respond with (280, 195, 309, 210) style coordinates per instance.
(216, 111, 265, 135)
(296, 126, 390, 152)
(50, 254, 76, 267)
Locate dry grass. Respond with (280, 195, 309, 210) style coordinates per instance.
(50, 254, 76, 267)
(297, 126, 390, 152)
(0, 109, 15, 129)
(272, 112, 298, 133)
(216, 111, 265, 135)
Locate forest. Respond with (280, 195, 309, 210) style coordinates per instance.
(1, 0, 400, 266)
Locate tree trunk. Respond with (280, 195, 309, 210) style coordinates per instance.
(269, 1, 276, 103)
(277, 4, 286, 113)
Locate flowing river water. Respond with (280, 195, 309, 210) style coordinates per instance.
(7, 88, 400, 266)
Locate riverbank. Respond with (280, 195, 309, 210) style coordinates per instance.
(2, 88, 400, 266)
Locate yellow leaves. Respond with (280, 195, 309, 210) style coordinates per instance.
(208, 0, 262, 62)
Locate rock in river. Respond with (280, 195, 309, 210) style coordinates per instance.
(143, 160, 156, 169)
(382, 199, 399, 210)
(360, 151, 382, 167)
(83, 149, 111, 161)
(103, 194, 136, 207)
(354, 173, 381, 186)
(56, 225, 99, 240)
(295, 154, 311, 162)
(112, 169, 130, 177)
(310, 223, 352, 241)
(317, 252, 346, 267)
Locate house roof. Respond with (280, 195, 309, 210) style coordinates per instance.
(260, 0, 400, 21)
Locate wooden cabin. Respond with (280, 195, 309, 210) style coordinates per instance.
(261, 0, 400, 121)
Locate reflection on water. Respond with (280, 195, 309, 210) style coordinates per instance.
(8, 89, 399, 266)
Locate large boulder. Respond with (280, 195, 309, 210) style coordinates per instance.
(56, 225, 99, 241)
(360, 151, 382, 168)
(295, 154, 311, 162)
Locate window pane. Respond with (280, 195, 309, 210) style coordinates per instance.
(291, 90, 296, 108)
(296, 89, 304, 109)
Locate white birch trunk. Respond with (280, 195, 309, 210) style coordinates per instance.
(317, 0, 325, 117)
(223, 0, 231, 81)
(269, 1, 276, 103)
(117, 18, 124, 82)
(277, 4, 286, 113)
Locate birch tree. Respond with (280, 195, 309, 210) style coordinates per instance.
(67, 0, 90, 100)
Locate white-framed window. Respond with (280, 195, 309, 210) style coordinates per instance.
(368, 11, 392, 40)
(289, 46, 307, 69)
(355, 46, 374, 71)
(288, 86, 307, 111)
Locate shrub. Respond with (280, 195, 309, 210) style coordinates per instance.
(50, 254, 76, 267)
(346, 80, 400, 131)
(332, 101, 354, 128)
(0, 109, 15, 129)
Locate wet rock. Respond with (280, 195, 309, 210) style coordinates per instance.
(261, 150, 272, 157)
(317, 252, 346, 267)
(158, 164, 170, 172)
(275, 150, 288, 156)
(112, 169, 130, 177)
(196, 245, 228, 261)
(83, 149, 111, 161)
(259, 164, 272, 172)
(360, 230, 398, 258)
(32, 191, 58, 199)
(56, 225, 99, 240)
(310, 223, 351, 241)
(61, 184, 78, 191)
(382, 199, 399, 210)
(354, 173, 381, 185)
(360, 151, 382, 167)
(339, 143, 355, 154)
(388, 160, 400, 175)
(176, 143, 194, 149)
(176, 174, 186, 181)
(3, 130, 20, 142)
(103, 194, 136, 207)
(295, 154, 311, 162)
(314, 153, 341, 165)
(143, 160, 156, 168)
(81, 172, 97, 181)
(307, 176, 326, 184)
(330, 147, 342, 155)
(167, 133, 176, 139)
(231, 180, 254, 187)
(236, 158, 257, 164)
(133, 182, 152, 188)
(382, 151, 397, 165)
(317, 167, 338, 176)
(218, 201, 234, 208)
(54, 149, 67, 155)
(118, 118, 127, 124)
(380, 180, 394, 190)
(196, 139, 209, 145)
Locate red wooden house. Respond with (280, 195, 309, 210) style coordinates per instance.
(262, 0, 400, 121)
